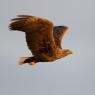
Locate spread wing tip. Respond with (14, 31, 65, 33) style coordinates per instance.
(9, 19, 24, 31)
(9, 15, 30, 31)
(59, 26, 69, 31)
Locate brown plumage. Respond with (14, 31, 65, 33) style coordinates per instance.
(9, 15, 72, 65)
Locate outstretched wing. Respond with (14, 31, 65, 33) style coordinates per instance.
(53, 26, 69, 48)
(9, 15, 56, 57)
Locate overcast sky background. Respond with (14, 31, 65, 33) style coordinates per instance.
(0, 0, 95, 95)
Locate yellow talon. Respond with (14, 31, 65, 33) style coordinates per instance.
(29, 61, 37, 65)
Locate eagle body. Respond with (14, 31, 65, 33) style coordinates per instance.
(9, 15, 72, 65)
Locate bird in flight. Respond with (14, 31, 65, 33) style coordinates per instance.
(9, 15, 72, 65)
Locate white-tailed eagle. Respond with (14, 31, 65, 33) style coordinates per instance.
(9, 15, 72, 65)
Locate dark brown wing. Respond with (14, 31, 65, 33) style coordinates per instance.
(53, 26, 69, 48)
(9, 15, 56, 58)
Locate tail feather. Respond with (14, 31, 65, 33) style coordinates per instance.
(19, 56, 38, 65)
(19, 57, 29, 65)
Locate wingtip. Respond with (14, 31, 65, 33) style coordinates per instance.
(17, 15, 31, 17)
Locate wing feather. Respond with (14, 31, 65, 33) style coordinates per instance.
(9, 15, 56, 57)
(53, 26, 69, 48)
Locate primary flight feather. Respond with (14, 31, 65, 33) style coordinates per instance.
(9, 15, 72, 65)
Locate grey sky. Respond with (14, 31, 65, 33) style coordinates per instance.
(0, 0, 95, 95)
